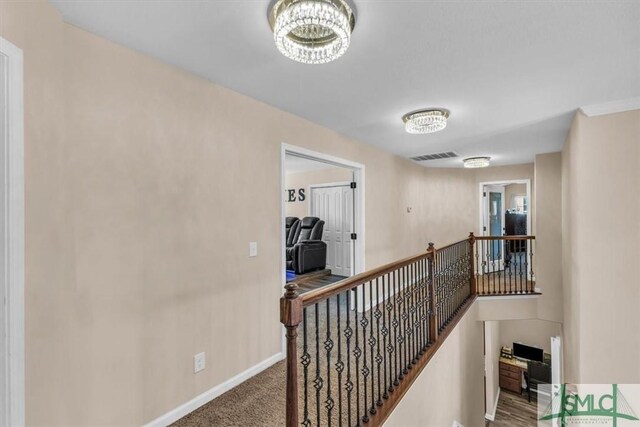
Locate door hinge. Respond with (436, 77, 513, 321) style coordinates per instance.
(350, 182, 357, 189)
(351, 233, 357, 240)
(483, 191, 487, 197)
(483, 226, 487, 232)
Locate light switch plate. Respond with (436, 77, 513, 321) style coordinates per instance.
(194, 352, 205, 373)
(249, 242, 258, 257)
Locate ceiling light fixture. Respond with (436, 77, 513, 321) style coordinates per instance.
(402, 109, 450, 134)
(268, 0, 356, 65)
(463, 157, 491, 168)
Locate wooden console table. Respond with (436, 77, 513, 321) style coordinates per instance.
(499, 357, 527, 394)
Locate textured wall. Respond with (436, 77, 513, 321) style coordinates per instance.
(562, 110, 640, 383)
(386, 303, 485, 427)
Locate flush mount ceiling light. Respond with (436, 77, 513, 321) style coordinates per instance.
(268, 0, 356, 65)
(402, 109, 450, 134)
(463, 157, 491, 168)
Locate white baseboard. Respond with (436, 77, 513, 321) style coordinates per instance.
(485, 387, 501, 421)
(143, 352, 285, 427)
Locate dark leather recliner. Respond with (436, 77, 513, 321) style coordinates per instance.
(286, 217, 327, 274)
(285, 217, 300, 245)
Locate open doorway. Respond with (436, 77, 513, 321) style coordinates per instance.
(281, 144, 365, 295)
(478, 179, 532, 277)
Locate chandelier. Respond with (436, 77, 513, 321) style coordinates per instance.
(463, 157, 491, 168)
(268, 0, 356, 64)
(402, 109, 450, 134)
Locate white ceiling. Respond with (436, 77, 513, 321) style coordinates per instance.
(50, 0, 640, 168)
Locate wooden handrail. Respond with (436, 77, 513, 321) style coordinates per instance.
(299, 250, 433, 307)
(475, 235, 535, 241)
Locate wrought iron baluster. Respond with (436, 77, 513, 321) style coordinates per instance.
(368, 280, 376, 415)
(402, 266, 409, 374)
(302, 308, 310, 426)
(354, 286, 361, 425)
(392, 269, 400, 387)
(345, 291, 353, 427)
(314, 304, 322, 427)
(375, 278, 383, 408)
(335, 294, 344, 427)
(361, 283, 369, 424)
(381, 274, 389, 399)
(529, 241, 535, 293)
(325, 299, 334, 426)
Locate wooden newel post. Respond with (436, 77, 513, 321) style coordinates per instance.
(468, 232, 477, 295)
(280, 283, 303, 427)
(427, 243, 438, 342)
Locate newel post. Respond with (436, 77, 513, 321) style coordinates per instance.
(281, 283, 303, 427)
(468, 232, 477, 296)
(427, 243, 438, 342)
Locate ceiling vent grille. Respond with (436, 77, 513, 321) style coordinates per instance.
(410, 151, 459, 162)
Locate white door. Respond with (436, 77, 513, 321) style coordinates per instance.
(482, 185, 506, 272)
(311, 185, 353, 277)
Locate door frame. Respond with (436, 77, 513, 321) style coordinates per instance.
(309, 182, 353, 277)
(280, 144, 365, 352)
(0, 37, 25, 427)
(478, 179, 532, 237)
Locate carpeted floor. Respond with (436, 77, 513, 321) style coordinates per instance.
(171, 361, 287, 427)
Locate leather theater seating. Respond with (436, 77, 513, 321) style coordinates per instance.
(285, 216, 327, 275)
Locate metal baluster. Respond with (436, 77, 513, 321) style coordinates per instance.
(345, 291, 353, 427)
(335, 294, 343, 427)
(382, 274, 390, 399)
(402, 266, 409, 374)
(302, 308, 310, 426)
(361, 283, 369, 424)
(393, 268, 400, 385)
(354, 286, 361, 425)
(368, 280, 376, 415)
(411, 261, 418, 365)
(314, 304, 322, 427)
(325, 299, 334, 426)
(529, 240, 535, 293)
(375, 278, 383, 408)
(387, 272, 395, 391)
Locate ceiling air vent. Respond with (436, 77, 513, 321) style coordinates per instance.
(410, 151, 459, 162)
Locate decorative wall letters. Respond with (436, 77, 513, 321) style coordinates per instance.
(286, 188, 306, 202)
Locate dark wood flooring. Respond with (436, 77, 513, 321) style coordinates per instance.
(296, 273, 347, 294)
(490, 390, 539, 427)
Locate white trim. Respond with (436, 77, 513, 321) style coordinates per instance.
(484, 387, 501, 421)
(579, 97, 640, 117)
(281, 144, 366, 350)
(0, 37, 25, 427)
(142, 352, 284, 427)
(478, 179, 531, 237)
(478, 294, 540, 301)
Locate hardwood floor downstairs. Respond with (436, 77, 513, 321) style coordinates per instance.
(490, 390, 539, 427)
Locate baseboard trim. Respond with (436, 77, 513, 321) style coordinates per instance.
(143, 352, 285, 427)
(484, 387, 501, 421)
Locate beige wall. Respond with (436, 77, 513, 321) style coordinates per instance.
(535, 153, 563, 322)
(1, 2, 537, 425)
(484, 321, 501, 419)
(505, 183, 526, 213)
(386, 303, 485, 427)
(2, 2, 569, 425)
(562, 110, 640, 384)
(498, 319, 561, 354)
(285, 167, 352, 219)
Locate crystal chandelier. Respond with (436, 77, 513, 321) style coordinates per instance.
(463, 157, 491, 168)
(402, 109, 450, 134)
(268, 0, 356, 64)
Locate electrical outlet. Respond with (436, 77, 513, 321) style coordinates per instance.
(249, 241, 258, 257)
(194, 352, 205, 374)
